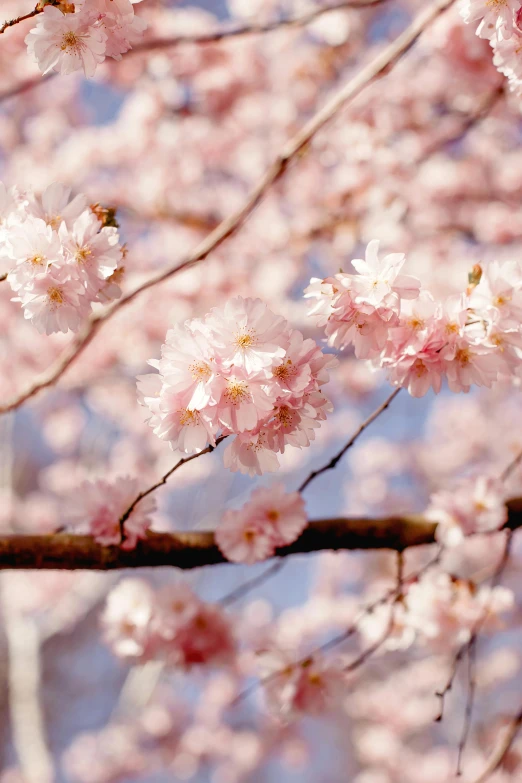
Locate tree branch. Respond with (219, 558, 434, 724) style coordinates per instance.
(0, 7, 41, 35)
(298, 387, 400, 492)
(0, 497, 521, 570)
(130, 0, 385, 55)
(0, 0, 456, 415)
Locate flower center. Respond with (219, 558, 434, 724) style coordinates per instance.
(29, 254, 45, 266)
(61, 31, 81, 51)
(48, 214, 62, 229)
(190, 361, 212, 382)
(455, 347, 470, 366)
(273, 359, 294, 382)
(266, 509, 279, 522)
(75, 246, 92, 263)
(235, 329, 256, 350)
(225, 378, 249, 404)
(178, 409, 199, 426)
(47, 286, 64, 308)
(276, 406, 293, 427)
(408, 316, 424, 331)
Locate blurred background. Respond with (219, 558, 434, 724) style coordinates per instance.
(2, 0, 522, 780)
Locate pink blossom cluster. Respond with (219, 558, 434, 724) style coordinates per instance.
(66, 476, 155, 549)
(138, 296, 337, 476)
(1, 182, 124, 334)
(25, 0, 146, 78)
(306, 241, 522, 397)
(360, 569, 514, 653)
(257, 648, 347, 719)
(458, 0, 522, 93)
(426, 474, 507, 546)
(216, 484, 307, 563)
(102, 579, 236, 668)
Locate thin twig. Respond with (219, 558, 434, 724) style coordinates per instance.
(500, 449, 522, 482)
(457, 638, 477, 776)
(0, 73, 54, 105)
(435, 530, 513, 765)
(298, 387, 401, 493)
(234, 554, 442, 706)
(131, 0, 385, 55)
(219, 561, 285, 607)
(0, 7, 41, 35)
(417, 82, 505, 164)
(118, 435, 227, 542)
(0, 0, 456, 415)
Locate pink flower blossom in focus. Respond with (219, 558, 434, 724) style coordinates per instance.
(25, 5, 107, 77)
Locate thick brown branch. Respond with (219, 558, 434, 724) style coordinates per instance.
(0, 497, 521, 570)
(0, 0, 456, 415)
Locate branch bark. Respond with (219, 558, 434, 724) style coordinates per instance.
(0, 0, 456, 415)
(0, 497, 521, 570)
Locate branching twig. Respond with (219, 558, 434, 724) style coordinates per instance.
(0, 6, 41, 35)
(219, 561, 285, 607)
(435, 529, 513, 770)
(298, 387, 401, 493)
(0, 0, 456, 414)
(118, 435, 227, 542)
(457, 638, 477, 776)
(130, 0, 385, 55)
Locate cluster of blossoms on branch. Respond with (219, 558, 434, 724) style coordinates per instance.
(361, 568, 513, 654)
(25, 0, 146, 77)
(459, 0, 522, 92)
(427, 473, 508, 546)
(1, 182, 124, 334)
(216, 484, 307, 563)
(103, 579, 235, 668)
(138, 296, 338, 477)
(306, 240, 522, 397)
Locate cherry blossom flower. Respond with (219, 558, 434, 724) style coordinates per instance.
(426, 475, 507, 546)
(215, 511, 275, 564)
(222, 429, 281, 476)
(350, 239, 420, 309)
(25, 5, 108, 77)
(6, 217, 63, 292)
(216, 485, 307, 563)
(19, 265, 90, 335)
(102, 578, 157, 658)
(206, 296, 287, 374)
(26, 183, 87, 230)
(104, 581, 235, 669)
(257, 648, 347, 718)
(139, 298, 335, 473)
(59, 210, 121, 292)
(406, 571, 514, 649)
(459, 0, 520, 40)
(67, 476, 155, 549)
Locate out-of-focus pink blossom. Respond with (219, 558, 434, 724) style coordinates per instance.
(426, 474, 507, 545)
(67, 476, 155, 549)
